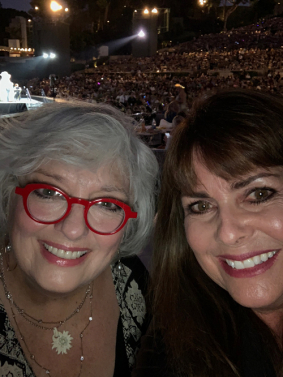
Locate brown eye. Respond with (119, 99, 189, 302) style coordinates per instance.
(247, 187, 275, 204)
(253, 189, 269, 201)
(189, 201, 212, 214)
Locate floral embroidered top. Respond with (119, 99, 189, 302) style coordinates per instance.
(0, 256, 150, 377)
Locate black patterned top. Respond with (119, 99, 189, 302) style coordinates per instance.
(0, 256, 149, 377)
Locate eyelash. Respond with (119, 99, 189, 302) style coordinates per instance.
(185, 187, 277, 216)
(186, 201, 212, 216)
(246, 186, 276, 204)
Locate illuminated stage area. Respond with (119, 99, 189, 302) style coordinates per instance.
(0, 98, 43, 118)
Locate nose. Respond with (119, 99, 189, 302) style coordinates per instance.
(55, 203, 88, 240)
(215, 206, 254, 246)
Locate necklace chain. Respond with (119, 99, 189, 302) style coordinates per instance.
(0, 251, 93, 376)
(0, 252, 90, 330)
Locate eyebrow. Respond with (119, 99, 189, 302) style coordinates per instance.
(231, 173, 280, 190)
(32, 170, 129, 196)
(99, 185, 129, 196)
(185, 173, 280, 199)
(34, 169, 65, 182)
(184, 191, 211, 199)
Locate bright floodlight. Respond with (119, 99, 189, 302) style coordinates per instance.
(143, 8, 149, 14)
(50, 1, 63, 12)
(35, 6, 39, 10)
(199, 0, 207, 5)
(50, 53, 56, 59)
(138, 30, 146, 38)
(65, 7, 69, 12)
(43, 53, 48, 58)
(152, 8, 158, 13)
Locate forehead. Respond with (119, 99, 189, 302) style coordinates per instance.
(188, 155, 283, 194)
(21, 160, 129, 194)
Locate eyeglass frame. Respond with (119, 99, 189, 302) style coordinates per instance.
(15, 183, 138, 235)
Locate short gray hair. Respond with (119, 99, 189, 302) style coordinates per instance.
(0, 102, 159, 257)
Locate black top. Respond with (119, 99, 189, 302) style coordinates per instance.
(0, 255, 149, 376)
(132, 311, 277, 377)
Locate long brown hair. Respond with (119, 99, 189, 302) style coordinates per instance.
(151, 90, 283, 376)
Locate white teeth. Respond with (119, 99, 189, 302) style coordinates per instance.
(267, 251, 274, 258)
(43, 243, 87, 260)
(243, 259, 255, 268)
(225, 251, 277, 270)
(261, 253, 268, 262)
(253, 255, 262, 265)
(234, 261, 245, 269)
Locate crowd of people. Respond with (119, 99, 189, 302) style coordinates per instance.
(26, 16, 283, 128)
(3, 13, 283, 377)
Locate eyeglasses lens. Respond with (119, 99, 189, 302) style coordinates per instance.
(87, 202, 125, 233)
(27, 188, 68, 223)
(27, 188, 125, 233)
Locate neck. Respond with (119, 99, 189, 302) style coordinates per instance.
(0, 253, 111, 323)
(254, 308, 283, 343)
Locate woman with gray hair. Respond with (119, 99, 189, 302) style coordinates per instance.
(0, 101, 159, 376)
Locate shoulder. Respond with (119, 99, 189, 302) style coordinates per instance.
(112, 256, 151, 368)
(121, 255, 149, 284)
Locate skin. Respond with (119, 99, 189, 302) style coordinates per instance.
(181, 156, 283, 331)
(7, 160, 129, 302)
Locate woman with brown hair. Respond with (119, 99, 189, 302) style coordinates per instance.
(133, 90, 283, 377)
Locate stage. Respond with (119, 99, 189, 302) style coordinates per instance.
(0, 98, 43, 118)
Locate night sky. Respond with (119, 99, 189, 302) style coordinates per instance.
(1, 0, 31, 12)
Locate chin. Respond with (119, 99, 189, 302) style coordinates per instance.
(31, 273, 85, 297)
(230, 292, 280, 313)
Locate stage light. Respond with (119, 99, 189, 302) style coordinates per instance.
(65, 8, 69, 12)
(50, 53, 56, 59)
(50, 1, 63, 12)
(199, 0, 207, 5)
(35, 6, 39, 10)
(152, 8, 158, 13)
(143, 8, 149, 14)
(138, 30, 146, 38)
(43, 53, 49, 58)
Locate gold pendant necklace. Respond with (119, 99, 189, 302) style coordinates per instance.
(0, 251, 94, 376)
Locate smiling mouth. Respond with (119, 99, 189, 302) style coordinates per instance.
(225, 251, 277, 270)
(43, 243, 88, 260)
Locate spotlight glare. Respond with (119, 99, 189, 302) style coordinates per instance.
(152, 8, 158, 13)
(50, 1, 63, 12)
(143, 8, 149, 14)
(50, 53, 56, 59)
(43, 53, 48, 58)
(138, 30, 146, 38)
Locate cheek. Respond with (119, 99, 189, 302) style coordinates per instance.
(184, 220, 219, 277)
(9, 197, 44, 241)
(99, 232, 124, 252)
(184, 219, 208, 256)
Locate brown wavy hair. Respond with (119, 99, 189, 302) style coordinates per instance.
(151, 89, 283, 376)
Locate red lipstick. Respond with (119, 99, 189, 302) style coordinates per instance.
(219, 250, 279, 278)
(39, 241, 89, 267)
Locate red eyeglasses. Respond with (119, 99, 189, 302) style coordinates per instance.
(15, 183, 137, 235)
